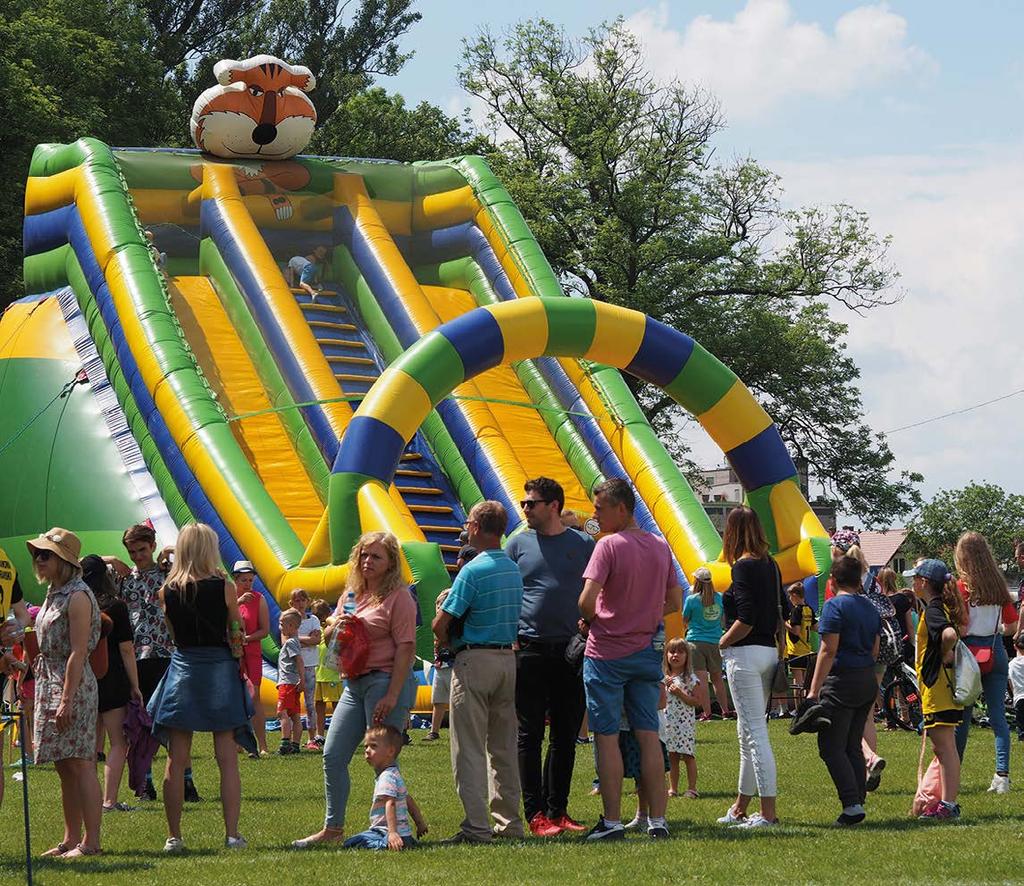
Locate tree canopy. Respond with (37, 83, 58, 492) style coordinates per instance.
(460, 18, 919, 525)
(905, 483, 1024, 574)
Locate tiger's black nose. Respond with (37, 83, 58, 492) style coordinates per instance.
(252, 123, 277, 145)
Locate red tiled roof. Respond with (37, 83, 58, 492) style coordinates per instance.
(858, 529, 908, 568)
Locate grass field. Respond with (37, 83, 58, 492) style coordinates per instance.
(1, 719, 1020, 885)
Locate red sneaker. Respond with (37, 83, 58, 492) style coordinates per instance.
(528, 812, 563, 837)
(550, 814, 586, 832)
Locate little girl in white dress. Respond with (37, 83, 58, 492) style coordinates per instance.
(663, 638, 700, 797)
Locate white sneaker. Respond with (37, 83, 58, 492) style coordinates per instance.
(736, 813, 779, 829)
(225, 835, 248, 849)
(717, 808, 747, 825)
(624, 815, 649, 830)
(163, 837, 185, 854)
(988, 774, 1011, 794)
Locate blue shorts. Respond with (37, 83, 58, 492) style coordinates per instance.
(299, 263, 318, 285)
(583, 645, 662, 735)
(343, 827, 416, 850)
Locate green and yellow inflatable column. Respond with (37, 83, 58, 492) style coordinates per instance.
(329, 297, 831, 585)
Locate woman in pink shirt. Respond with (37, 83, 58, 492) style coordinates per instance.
(292, 531, 417, 848)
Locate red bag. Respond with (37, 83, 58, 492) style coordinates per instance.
(967, 641, 996, 676)
(330, 616, 370, 679)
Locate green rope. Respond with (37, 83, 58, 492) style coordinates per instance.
(225, 392, 593, 424)
(0, 374, 83, 458)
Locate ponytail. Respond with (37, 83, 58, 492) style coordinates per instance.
(937, 576, 968, 629)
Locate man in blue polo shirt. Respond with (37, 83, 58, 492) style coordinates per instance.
(433, 500, 525, 844)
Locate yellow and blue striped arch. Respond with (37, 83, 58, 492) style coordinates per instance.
(329, 297, 831, 583)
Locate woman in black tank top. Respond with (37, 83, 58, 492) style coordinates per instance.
(147, 524, 253, 853)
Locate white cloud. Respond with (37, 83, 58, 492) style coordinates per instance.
(769, 145, 1024, 510)
(683, 144, 1024, 518)
(625, 0, 935, 121)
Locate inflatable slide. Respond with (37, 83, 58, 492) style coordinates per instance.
(1, 57, 832, 678)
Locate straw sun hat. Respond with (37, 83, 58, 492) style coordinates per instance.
(26, 527, 82, 568)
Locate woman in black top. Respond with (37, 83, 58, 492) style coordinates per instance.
(81, 555, 142, 812)
(717, 507, 787, 828)
(148, 524, 252, 854)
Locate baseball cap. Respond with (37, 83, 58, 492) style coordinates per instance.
(902, 558, 950, 583)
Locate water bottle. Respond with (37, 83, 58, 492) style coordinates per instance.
(653, 623, 665, 653)
(3, 611, 23, 645)
(327, 591, 357, 673)
(342, 591, 357, 617)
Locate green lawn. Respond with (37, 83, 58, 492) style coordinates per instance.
(1, 720, 1020, 884)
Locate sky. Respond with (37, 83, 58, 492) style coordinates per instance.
(381, 1, 1024, 525)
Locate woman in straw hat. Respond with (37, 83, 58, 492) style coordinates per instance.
(29, 527, 104, 857)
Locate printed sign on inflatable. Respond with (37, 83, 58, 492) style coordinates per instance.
(190, 55, 317, 160)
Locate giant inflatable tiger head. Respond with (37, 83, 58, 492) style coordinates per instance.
(190, 55, 317, 160)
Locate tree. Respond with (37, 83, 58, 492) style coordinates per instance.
(167, 0, 422, 127)
(459, 18, 919, 524)
(312, 87, 490, 161)
(905, 483, 1024, 575)
(141, 0, 265, 73)
(0, 0, 183, 307)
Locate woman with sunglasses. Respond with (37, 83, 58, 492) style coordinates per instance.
(29, 528, 104, 858)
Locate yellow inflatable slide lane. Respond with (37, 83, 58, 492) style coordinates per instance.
(421, 284, 593, 517)
(168, 276, 323, 544)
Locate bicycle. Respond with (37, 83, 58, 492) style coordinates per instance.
(881, 660, 922, 732)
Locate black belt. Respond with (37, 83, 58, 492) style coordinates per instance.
(458, 644, 514, 651)
(517, 637, 570, 649)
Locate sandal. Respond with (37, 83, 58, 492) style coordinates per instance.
(683, 789, 700, 799)
(667, 789, 678, 797)
(291, 828, 345, 849)
(63, 843, 103, 858)
(41, 842, 72, 858)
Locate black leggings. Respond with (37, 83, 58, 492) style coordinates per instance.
(816, 666, 878, 809)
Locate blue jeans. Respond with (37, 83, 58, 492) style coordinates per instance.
(955, 635, 1010, 774)
(322, 669, 416, 828)
(343, 826, 416, 849)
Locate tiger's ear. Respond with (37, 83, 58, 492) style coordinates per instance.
(213, 58, 242, 86)
(287, 65, 316, 93)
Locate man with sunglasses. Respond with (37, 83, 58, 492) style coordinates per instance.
(505, 477, 594, 837)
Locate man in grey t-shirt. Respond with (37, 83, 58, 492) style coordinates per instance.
(505, 477, 594, 836)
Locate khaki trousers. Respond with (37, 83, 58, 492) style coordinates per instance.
(450, 648, 524, 840)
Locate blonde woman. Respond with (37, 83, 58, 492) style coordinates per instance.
(148, 523, 251, 853)
(28, 528, 103, 858)
(293, 531, 417, 848)
(681, 566, 732, 719)
(953, 531, 1018, 793)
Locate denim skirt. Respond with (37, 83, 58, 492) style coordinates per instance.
(148, 646, 256, 752)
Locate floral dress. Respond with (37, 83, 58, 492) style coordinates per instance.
(664, 673, 699, 756)
(33, 578, 101, 763)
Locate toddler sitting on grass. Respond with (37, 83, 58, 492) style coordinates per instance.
(344, 725, 427, 850)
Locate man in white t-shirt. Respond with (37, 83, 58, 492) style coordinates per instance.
(290, 589, 323, 750)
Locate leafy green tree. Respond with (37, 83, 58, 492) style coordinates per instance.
(0, 0, 182, 307)
(312, 87, 489, 161)
(905, 483, 1024, 574)
(459, 18, 919, 525)
(169, 0, 422, 126)
(141, 0, 265, 73)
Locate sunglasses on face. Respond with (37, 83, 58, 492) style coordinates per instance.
(520, 499, 553, 509)
(32, 549, 53, 562)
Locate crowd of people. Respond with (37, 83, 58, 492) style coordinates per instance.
(2, 477, 1023, 856)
